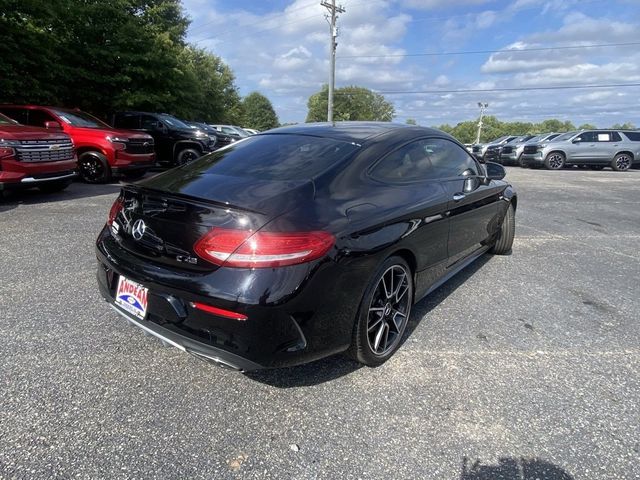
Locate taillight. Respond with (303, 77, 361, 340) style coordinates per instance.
(107, 197, 124, 226)
(0, 147, 15, 159)
(194, 228, 335, 268)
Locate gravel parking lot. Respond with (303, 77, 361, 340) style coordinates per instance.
(1, 167, 639, 479)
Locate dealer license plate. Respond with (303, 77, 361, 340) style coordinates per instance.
(115, 275, 149, 320)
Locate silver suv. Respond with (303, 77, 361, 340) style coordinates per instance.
(520, 130, 640, 171)
(498, 135, 537, 165)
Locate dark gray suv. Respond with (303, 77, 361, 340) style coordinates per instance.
(520, 130, 640, 171)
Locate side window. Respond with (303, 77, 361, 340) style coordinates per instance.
(28, 109, 56, 128)
(0, 108, 29, 125)
(577, 132, 597, 142)
(140, 115, 158, 130)
(622, 131, 640, 141)
(371, 138, 478, 183)
(594, 131, 612, 142)
(428, 138, 479, 178)
(115, 114, 139, 129)
(610, 132, 622, 142)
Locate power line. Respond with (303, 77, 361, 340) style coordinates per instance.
(341, 83, 640, 96)
(338, 42, 640, 59)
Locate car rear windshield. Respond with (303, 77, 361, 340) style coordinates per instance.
(181, 134, 360, 181)
(52, 109, 109, 128)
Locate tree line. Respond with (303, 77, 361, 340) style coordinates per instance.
(0, 0, 279, 130)
(435, 117, 637, 144)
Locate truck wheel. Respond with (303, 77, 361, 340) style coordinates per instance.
(544, 152, 565, 170)
(79, 151, 111, 183)
(611, 153, 632, 171)
(175, 148, 201, 166)
(38, 179, 73, 193)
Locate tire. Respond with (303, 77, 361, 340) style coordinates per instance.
(78, 151, 111, 183)
(611, 153, 632, 172)
(38, 179, 72, 193)
(349, 256, 413, 367)
(544, 152, 565, 170)
(491, 203, 515, 255)
(175, 148, 201, 166)
(122, 170, 147, 181)
(517, 154, 526, 168)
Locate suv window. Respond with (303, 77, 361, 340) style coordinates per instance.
(115, 114, 140, 130)
(371, 138, 478, 182)
(576, 132, 597, 142)
(622, 131, 640, 141)
(0, 107, 28, 124)
(28, 109, 56, 128)
(140, 114, 159, 130)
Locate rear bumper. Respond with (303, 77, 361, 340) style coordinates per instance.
(95, 227, 368, 370)
(107, 302, 263, 371)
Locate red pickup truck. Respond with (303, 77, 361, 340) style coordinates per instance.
(0, 112, 77, 196)
(0, 105, 155, 183)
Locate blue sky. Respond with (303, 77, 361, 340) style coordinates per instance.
(183, 0, 640, 127)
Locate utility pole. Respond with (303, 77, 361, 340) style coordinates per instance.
(321, 0, 345, 123)
(475, 102, 489, 144)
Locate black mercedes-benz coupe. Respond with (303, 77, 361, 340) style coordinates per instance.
(96, 122, 517, 371)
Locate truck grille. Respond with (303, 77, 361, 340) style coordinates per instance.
(501, 146, 513, 154)
(484, 147, 500, 160)
(472, 146, 481, 153)
(16, 139, 74, 163)
(125, 139, 154, 155)
(523, 145, 539, 154)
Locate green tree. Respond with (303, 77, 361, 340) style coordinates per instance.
(0, 0, 242, 122)
(241, 92, 279, 130)
(579, 123, 597, 130)
(306, 85, 395, 122)
(611, 122, 636, 129)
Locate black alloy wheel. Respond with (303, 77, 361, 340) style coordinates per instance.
(351, 256, 413, 366)
(612, 153, 632, 172)
(79, 152, 110, 183)
(544, 152, 565, 170)
(176, 148, 201, 166)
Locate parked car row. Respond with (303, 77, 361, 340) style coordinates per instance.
(471, 129, 640, 171)
(0, 104, 253, 189)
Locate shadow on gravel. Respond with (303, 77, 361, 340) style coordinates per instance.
(0, 181, 121, 212)
(248, 253, 494, 388)
(460, 456, 573, 479)
(245, 355, 362, 388)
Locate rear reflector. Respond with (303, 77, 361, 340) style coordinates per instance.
(191, 302, 248, 321)
(193, 228, 335, 268)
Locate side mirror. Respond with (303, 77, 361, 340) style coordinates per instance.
(44, 121, 62, 130)
(485, 162, 506, 181)
(572, 138, 581, 143)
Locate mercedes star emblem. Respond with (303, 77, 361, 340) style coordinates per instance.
(131, 219, 146, 240)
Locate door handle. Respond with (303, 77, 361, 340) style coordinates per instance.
(453, 193, 466, 202)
